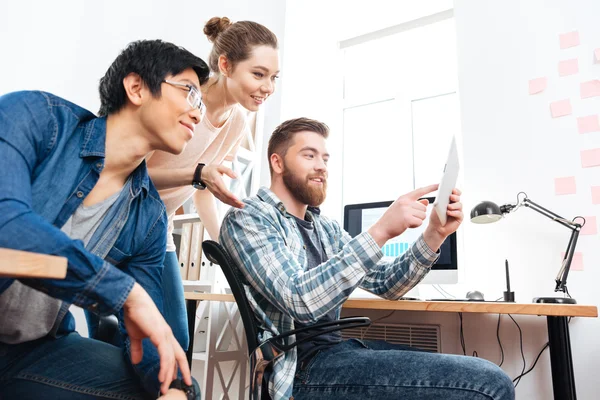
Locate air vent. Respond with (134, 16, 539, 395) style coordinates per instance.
(341, 323, 441, 353)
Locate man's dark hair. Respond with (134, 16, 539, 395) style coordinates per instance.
(98, 40, 210, 116)
(267, 117, 330, 175)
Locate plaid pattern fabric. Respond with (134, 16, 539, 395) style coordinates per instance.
(220, 187, 439, 400)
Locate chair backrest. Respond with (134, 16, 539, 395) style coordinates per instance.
(202, 240, 259, 353)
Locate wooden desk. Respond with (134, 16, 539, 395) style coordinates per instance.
(0, 248, 67, 279)
(184, 292, 597, 400)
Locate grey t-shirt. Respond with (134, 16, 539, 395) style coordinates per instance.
(0, 190, 121, 344)
(61, 190, 121, 247)
(292, 214, 342, 364)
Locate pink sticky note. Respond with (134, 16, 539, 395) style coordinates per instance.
(593, 186, 600, 204)
(561, 252, 584, 271)
(554, 177, 576, 195)
(577, 115, 600, 134)
(529, 77, 547, 94)
(595, 49, 600, 63)
(580, 80, 600, 99)
(559, 31, 580, 49)
(550, 99, 572, 118)
(558, 59, 578, 76)
(581, 148, 600, 168)
(580, 216, 597, 235)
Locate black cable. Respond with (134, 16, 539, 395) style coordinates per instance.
(496, 314, 505, 367)
(512, 342, 549, 383)
(435, 284, 456, 299)
(508, 314, 526, 388)
(359, 310, 397, 338)
(432, 284, 450, 299)
(511, 315, 573, 384)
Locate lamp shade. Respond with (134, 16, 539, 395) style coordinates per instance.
(470, 201, 503, 224)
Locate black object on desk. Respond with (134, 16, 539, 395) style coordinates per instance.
(504, 259, 515, 302)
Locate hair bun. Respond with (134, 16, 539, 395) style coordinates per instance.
(204, 17, 232, 43)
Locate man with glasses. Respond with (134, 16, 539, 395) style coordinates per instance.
(163, 79, 206, 118)
(0, 40, 208, 399)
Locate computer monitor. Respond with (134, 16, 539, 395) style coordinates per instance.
(343, 197, 458, 284)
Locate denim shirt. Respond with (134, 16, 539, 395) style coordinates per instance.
(0, 91, 168, 394)
(220, 187, 439, 400)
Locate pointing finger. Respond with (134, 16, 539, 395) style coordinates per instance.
(408, 184, 439, 199)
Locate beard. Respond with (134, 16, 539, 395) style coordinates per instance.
(282, 164, 327, 207)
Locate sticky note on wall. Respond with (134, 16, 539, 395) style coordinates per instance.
(559, 31, 580, 49)
(580, 148, 600, 168)
(529, 77, 547, 94)
(592, 186, 600, 204)
(581, 80, 600, 99)
(580, 216, 597, 235)
(561, 252, 584, 271)
(550, 99, 572, 118)
(558, 59, 578, 76)
(554, 177, 576, 195)
(577, 115, 600, 134)
(595, 49, 600, 63)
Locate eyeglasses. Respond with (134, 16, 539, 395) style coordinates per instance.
(163, 80, 205, 116)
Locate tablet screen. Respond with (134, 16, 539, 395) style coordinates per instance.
(433, 136, 459, 225)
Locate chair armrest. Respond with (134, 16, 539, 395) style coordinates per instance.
(269, 316, 370, 352)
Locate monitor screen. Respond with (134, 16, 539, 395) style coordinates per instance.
(343, 197, 457, 271)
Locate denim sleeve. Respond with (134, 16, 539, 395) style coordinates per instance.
(0, 91, 134, 315)
(116, 210, 169, 395)
(220, 202, 377, 324)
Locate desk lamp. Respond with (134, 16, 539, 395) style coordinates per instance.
(470, 192, 583, 304)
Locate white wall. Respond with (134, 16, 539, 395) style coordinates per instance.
(279, 0, 453, 220)
(282, 1, 600, 399)
(0, 1, 286, 396)
(455, 1, 600, 398)
(0, 0, 285, 200)
(4, 0, 599, 398)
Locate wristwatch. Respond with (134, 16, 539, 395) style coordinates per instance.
(192, 163, 206, 190)
(168, 378, 199, 400)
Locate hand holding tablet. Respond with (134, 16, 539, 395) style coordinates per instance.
(433, 137, 459, 226)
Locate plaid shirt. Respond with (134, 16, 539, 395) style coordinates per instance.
(220, 187, 439, 400)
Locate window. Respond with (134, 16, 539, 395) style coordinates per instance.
(341, 15, 461, 206)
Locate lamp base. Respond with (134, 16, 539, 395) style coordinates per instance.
(533, 296, 577, 304)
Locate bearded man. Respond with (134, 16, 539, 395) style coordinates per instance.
(220, 117, 514, 400)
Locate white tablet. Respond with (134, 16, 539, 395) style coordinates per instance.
(433, 136, 459, 226)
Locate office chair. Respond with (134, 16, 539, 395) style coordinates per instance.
(201, 240, 371, 400)
(96, 314, 119, 344)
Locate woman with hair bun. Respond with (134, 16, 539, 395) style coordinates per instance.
(147, 17, 279, 351)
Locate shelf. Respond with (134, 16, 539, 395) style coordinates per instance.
(182, 280, 212, 291)
(192, 350, 246, 362)
(173, 213, 200, 229)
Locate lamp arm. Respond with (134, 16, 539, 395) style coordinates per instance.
(522, 199, 580, 231)
(555, 228, 580, 293)
(522, 198, 581, 294)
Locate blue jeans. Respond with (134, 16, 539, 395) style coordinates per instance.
(293, 339, 514, 400)
(0, 332, 149, 400)
(162, 251, 189, 351)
